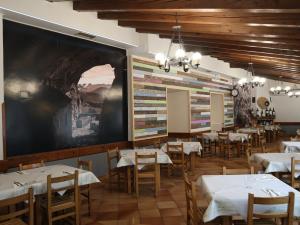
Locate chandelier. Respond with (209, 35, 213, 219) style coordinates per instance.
(155, 15, 202, 73)
(270, 82, 291, 95)
(238, 61, 266, 88)
(287, 86, 300, 97)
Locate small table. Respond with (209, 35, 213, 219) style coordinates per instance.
(197, 174, 300, 224)
(281, 141, 300, 153)
(0, 164, 99, 200)
(202, 132, 249, 142)
(251, 152, 300, 176)
(161, 142, 202, 170)
(237, 128, 260, 134)
(117, 148, 172, 194)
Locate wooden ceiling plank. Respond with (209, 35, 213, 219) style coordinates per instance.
(74, 0, 300, 12)
(119, 21, 300, 36)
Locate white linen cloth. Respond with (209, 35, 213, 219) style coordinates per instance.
(251, 153, 300, 176)
(198, 174, 300, 222)
(237, 128, 260, 134)
(264, 125, 280, 131)
(161, 142, 202, 155)
(202, 132, 249, 142)
(0, 164, 100, 200)
(281, 141, 300, 153)
(117, 149, 172, 169)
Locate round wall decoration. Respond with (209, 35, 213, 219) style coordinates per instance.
(257, 97, 269, 109)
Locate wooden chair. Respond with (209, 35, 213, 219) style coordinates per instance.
(246, 148, 264, 174)
(291, 157, 300, 189)
(258, 131, 267, 153)
(236, 134, 252, 157)
(222, 166, 254, 175)
(198, 135, 214, 157)
(0, 188, 33, 225)
(167, 143, 186, 176)
(41, 170, 80, 225)
(107, 147, 125, 190)
(0, 160, 8, 173)
(247, 192, 294, 225)
(184, 173, 219, 225)
(134, 152, 159, 197)
(218, 132, 234, 159)
(77, 159, 92, 216)
(152, 139, 161, 149)
(19, 160, 45, 171)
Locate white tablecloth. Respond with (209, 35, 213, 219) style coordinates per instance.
(117, 149, 172, 168)
(161, 142, 202, 155)
(251, 153, 300, 176)
(202, 132, 249, 142)
(237, 128, 262, 134)
(264, 125, 280, 131)
(0, 165, 100, 200)
(281, 141, 300, 153)
(197, 174, 300, 222)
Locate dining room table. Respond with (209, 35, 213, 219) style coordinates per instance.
(117, 148, 172, 194)
(202, 132, 249, 142)
(0, 164, 100, 225)
(281, 141, 300, 153)
(250, 152, 300, 175)
(161, 141, 202, 170)
(197, 174, 300, 225)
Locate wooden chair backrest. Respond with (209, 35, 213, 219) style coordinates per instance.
(0, 188, 34, 225)
(167, 143, 184, 164)
(107, 147, 120, 171)
(152, 139, 161, 149)
(0, 160, 8, 173)
(222, 166, 254, 175)
(218, 132, 229, 140)
(19, 160, 45, 171)
(247, 192, 294, 225)
(184, 173, 199, 225)
(47, 170, 79, 211)
(78, 159, 92, 171)
(135, 152, 157, 167)
(291, 137, 300, 141)
(291, 157, 300, 188)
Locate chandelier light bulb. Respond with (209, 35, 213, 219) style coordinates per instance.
(175, 48, 186, 59)
(270, 87, 275, 92)
(288, 92, 293, 97)
(284, 86, 291, 92)
(191, 52, 202, 61)
(259, 77, 266, 83)
(252, 76, 260, 83)
(155, 53, 166, 65)
(276, 86, 282, 91)
(296, 91, 300, 96)
(238, 78, 247, 86)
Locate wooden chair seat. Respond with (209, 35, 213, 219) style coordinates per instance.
(0, 218, 27, 225)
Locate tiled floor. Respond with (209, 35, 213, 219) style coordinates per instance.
(82, 140, 283, 225)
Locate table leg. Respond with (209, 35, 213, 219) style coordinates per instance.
(127, 166, 132, 194)
(35, 195, 41, 225)
(190, 152, 196, 171)
(222, 216, 232, 225)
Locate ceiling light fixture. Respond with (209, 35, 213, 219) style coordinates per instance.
(154, 14, 202, 73)
(238, 60, 265, 88)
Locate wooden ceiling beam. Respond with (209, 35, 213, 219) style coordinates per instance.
(119, 21, 300, 36)
(163, 35, 300, 51)
(98, 12, 300, 26)
(184, 44, 300, 61)
(74, 0, 300, 12)
(137, 28, 300, 43)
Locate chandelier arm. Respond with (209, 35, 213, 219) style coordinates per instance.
(166, 30, 175, 59)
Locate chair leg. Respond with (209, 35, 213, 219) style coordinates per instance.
(135, 173, 139, 197)
(88, 191, 92, 216)
(168, 164, 172, 177)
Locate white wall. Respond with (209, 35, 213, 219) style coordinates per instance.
(253, 79, 300, 122)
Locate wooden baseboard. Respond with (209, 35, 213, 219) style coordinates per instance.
(275, 122, 300, 125)
(5, 141, 129, 169)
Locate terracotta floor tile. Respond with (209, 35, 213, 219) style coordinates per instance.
(163, 216, 185, 225)
(159, 208, 182, 217)
(139, 209, 161, 218)
(139, 217, 164, 225)
(138, 200, 157, 210)
(156, 201, 177, 209)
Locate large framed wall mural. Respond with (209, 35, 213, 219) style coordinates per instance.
(4, 20, 127, 157)
(128, 56, 234, 141)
